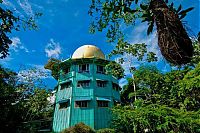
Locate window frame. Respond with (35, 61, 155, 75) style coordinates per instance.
(78, 64, 89, 73)
(60, 81, 71, 90)
(97, 101, 109, 107)
(97, 80, 107, 87)
(112, 83, 120, 91)
(77, 80, 90, 88)
(97, 65, 105, 74)
(59, 101, 70, 109)
(75, 101, 88, 108)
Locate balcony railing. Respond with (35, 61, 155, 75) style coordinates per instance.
(59, 72, 73, 81)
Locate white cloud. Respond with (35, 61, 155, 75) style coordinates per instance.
(11, 37, 22, 50)
(113, 23, 170, 85)
(10, 37, 29, 52)
(129, 23, 161, 59)
(119, 78, 128, 88)
(3, 0, 15, 7)
(45, 39, 62, 58)
(17, 64, 52, 83)
(17, 0, 34, 16)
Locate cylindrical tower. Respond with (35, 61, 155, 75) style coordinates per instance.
(45, 45, 121, 132)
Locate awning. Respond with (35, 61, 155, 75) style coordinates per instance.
(75, 97, 92, 101)
(96, 97, 111, 101)
(59, 80, 71, 85)
(96, 79, 107, 82)
(57, 99, 70, 104)
(76, 79, 91, 82)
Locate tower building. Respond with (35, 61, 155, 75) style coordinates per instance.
(45, 45, 121, 132)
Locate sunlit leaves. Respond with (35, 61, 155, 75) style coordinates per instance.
(0, 65, 53, 132)
(105, 61, 124, 79)
(89, 0, 194, 64)
(0, 4, 42, 59)
(147, 52, 157, 62)
(112, 104, 200, 133)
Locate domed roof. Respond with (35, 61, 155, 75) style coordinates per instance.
(72, 45, 105, 59)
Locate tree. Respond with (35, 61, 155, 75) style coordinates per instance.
(105, 61, 125, 79)
(0, 1, 42, 59)
(113, 63, 200, 132)
(121, 65, 162, 104)
(89, 0, 195, 65)
(112, 104, 200, 133)
(0, 65, 53, 132)
(0, 65, 20, 132)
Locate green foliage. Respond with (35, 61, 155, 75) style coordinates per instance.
(0, 65, 53, 132)
(112, 104, 200, 133)
(0, 2, 42, 58)
(105, 61, 124, 79)
(61, 122, 95, 133)
(96, 128, 115, 133)
(89, 0, 161, 63)
(121, 64, 200, 111)
(117, 63, 200, 132)
(187, 38, 200, 67)
(89, 0, 193, 40)
(0, 65, 19, 132)
(121, 65, 162, 104)
(177, 63, 200, 111)
(89, 0, 194, 65)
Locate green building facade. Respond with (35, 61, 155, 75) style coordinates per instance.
(45, 45, 121, 132)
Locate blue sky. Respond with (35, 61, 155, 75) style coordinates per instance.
(0, 0, 199, 88)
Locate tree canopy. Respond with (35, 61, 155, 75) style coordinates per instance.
(0, 1, 42, 59)
(89, 0, 195, 65)
(113, 61, 200, 132)
(0, 65, 53, 132)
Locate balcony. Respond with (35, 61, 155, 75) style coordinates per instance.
(59, 72, 73, 81)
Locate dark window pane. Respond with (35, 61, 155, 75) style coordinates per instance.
(75, 101, 88, 108)
(59, 101, 69, 109)
(97, 65, 105, 74)
(97, 81, 107, 87)
(77, 80, 90, 87)
(60, 82, 71, 90)
(79, 64, 89, 73)
(97, 101, 109, 107)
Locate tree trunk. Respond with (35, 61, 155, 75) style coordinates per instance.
(149, 0, 193, 65)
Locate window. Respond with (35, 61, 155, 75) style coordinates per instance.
(77, 80, 90, 87)
(97, 101, 109, 107)
(112, 83, 120, 91)
(59, 101, 69, 109)
(63, 67, 70, 74)
(97, 80, 107, 87)
(75, 101, 88, 107)
(60, 82, 71, 90)
(79, 64, 89, 73)
(97, 65, 105, 74)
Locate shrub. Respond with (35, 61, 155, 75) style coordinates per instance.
(96, 128, 115, 133)
(61, 122, 95, 133)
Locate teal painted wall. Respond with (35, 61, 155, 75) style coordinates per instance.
(52, 59, 120, 132)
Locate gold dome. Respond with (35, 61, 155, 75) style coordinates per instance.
(72, 45, 105, 59)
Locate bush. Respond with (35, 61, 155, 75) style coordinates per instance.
(96, 128, 115, 133)
(61, 122, 95, 133)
